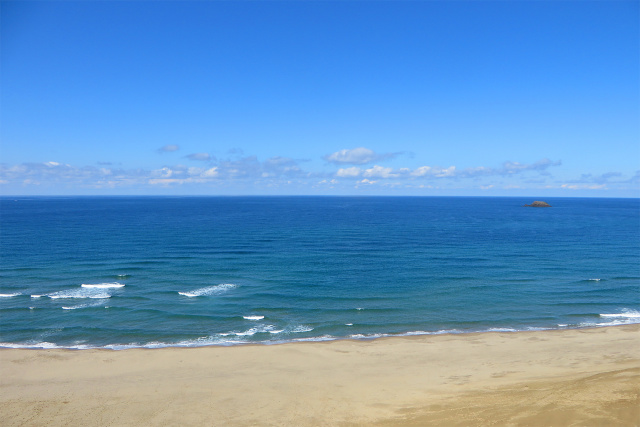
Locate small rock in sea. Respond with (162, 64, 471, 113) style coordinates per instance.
(524, 201, 551, 207)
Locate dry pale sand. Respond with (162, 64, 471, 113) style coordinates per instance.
(1, 325, 638, 426)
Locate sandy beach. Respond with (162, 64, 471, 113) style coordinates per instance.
(1, 325, 638, 426)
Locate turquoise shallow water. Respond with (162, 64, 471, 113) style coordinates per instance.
(1, 196, 638, 349)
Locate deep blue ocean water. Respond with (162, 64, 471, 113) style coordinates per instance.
(1, 196, 638, 349)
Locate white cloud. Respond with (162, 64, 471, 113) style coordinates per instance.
(560, 183, 607, 190)
(434, 166, 456, 177)
(0, 162, 150, 189)
(158, 145, 180, 153)
(217, 156, 261, 179)
(318, 179, 338, 185)
(324, 147, 395, 165)
(410, 165, 456, 178)
(502, 158, 561, 173)
(337, 164, 456, 180)
(363, 165, 397, 178)
(8, 165, 27, 173)
(457, 159, 561, 178)
(148, 178, 182, 185)
(560, 184, 607, 190)
(356, 179, 377, 186)
(411, 166, 432, 177)
(330, 158, 558, 183)
(459, 166, 491, 176)
(262, 157, 304, 178)
(152, 167, 174, 178)
(1, 155, 635, 196)
(201, 167, 219, 178)
(336, 167, 362, 178)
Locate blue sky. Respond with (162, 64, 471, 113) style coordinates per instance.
(1, 0, 638, 196)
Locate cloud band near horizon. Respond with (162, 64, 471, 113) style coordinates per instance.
(1, 149, 636, 196)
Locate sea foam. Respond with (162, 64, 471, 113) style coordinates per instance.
(0, 341, 92, 350)
(0, 293, 20, 298)
(233, 325, 279, 336)
(81, 282, 125, 289)
(574, 309, 640, 328)
(600, 310, 640, 319)
(178, 284, 237, 297)
(62, 299, 110, 310)
(48, 288, 113, 299)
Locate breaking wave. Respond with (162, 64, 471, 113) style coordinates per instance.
(178, 284, 237, 297)
(48, 288, 113, 299)
(81, 282, 125, 289)
(62, 299, 110, 310)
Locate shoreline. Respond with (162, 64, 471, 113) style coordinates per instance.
(2, 321, 638, 350)
(1, 324, 638, 426)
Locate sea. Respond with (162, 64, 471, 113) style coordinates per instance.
(1, 196, 638, 350)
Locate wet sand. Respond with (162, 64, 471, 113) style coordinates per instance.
(1, 325, 638, 426)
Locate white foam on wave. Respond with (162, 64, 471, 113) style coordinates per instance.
(600, 310, 640, 319)
(81, 282, 125, 289)
(0, 341, 58, 349)
(292, 335, 336, 343)
(0, 330, 450, 350)
(575, 309, 640, 328)
(104, 335, 251, 350)
(178, 284, 237, 297)
(0, 341, 92, 350)
(403, 331, 444, 339)
(0, 324, 589, 350)
(234, 329, 258, 337)
(30, 295, 43, 299)
(581, 319, 631, 328)
(487, 327, 519, 333)
(347, 329, 463, 341)
(346, 327, 555, 342)
(48, 288, 112, 299)
(62, 299, 110, 310)
(219, 323, 308, 338)
(234, 324, 280, 336)
(243, 315, 264, 320)
(587, 278, 601, 281)
(0, 293, 20, 298)
(44, 282, 125, 300)
(350, 333, 386, 340)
